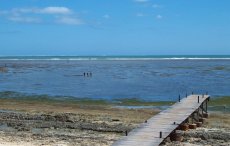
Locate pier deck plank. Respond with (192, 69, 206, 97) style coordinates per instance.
(112, 95, 210, 146)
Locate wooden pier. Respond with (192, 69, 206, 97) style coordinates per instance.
(112, 94, 210, 146)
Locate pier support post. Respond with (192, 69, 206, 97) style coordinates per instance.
(202, 103, 204, 115)
(203, 113, 209, 118)
(203, 99, 209, 118)
(160, 131, 162, 138)
(170, 131, 183, 142)
(179, 95, 181, 102)
(199, 118, 207, 124)
(196, 122, 202, 127)
(192, 113, 194, 123)
(186, 118, 189, 123)
(180, 123, 189, 131)
(198, 96, 200, 103)
(189, 123, 197, 129)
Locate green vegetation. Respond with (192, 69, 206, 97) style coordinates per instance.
(203, 66, 230, 72)
(2, 91, 230, 108)
(213, 66, 226, 71)
(208, 96, 230, 112)
(114, 98, 174, 106)
(0, 91, 174, 107)
(0, 91, 109, 106)
(209, 96, 230, 106)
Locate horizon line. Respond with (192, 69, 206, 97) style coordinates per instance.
(0, 55, 230, 57)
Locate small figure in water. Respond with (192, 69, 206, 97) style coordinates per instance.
(83, 72, 92, 77)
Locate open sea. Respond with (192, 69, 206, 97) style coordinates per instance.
(0, 55, 230, 101)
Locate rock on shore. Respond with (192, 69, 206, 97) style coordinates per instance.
(162, 128, 230, 146)
(0, 111, 134, 146)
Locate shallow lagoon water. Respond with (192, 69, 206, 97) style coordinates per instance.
(114, 105, 170, 110)
(0, 59, 230, 101)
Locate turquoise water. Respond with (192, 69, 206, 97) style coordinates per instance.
(0, 55, 230, 101)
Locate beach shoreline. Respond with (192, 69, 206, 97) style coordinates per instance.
(0, 98, 158, 146)
(0, 97, 229, 145)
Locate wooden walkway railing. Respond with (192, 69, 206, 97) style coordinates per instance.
(112, 94, 210, 146)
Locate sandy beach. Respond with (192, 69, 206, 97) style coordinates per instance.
(0, 98, 229, 146)
(0, 98, 157, 146)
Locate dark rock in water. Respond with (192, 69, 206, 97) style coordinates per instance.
(0, 67, 8, 73)
(112, 119, 120, 122)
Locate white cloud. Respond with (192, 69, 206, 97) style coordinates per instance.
(10, 7, 72, 15)
(156, 15, 163, 19)
(38, 7, 71, 15)
(8, 16, 41, 23)
(57, 16, 83, 25)
(134, 0, 149, 3)
(0, 7, 84, 25)
(103, 14, 110, 19)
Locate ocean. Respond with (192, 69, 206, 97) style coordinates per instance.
(0, 55, 230, 101)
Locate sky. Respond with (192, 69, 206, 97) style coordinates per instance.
(0, 0, 230, 56)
